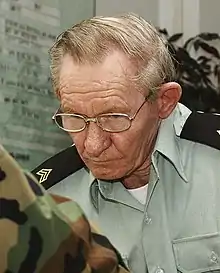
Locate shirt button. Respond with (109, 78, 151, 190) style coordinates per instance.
(210, 251, 218, 264)
(103, 184, 112, 192)
(121, 254, 129, 267)
(155, 267, 165, 273)
(144, 213, 152, 224)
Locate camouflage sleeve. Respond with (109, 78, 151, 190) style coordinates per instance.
(0, 145, 129, 273)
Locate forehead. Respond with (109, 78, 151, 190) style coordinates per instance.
(58, 51, 145, 114)
(59, 51, 136, 95)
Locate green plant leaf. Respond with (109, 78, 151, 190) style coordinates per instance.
(198, 41, 220, 59)
(197, 56, 211, 64)
(199, 32, 220, 41)
(214, 65, 220, 76)
(168, 33, 183, 43)
(193, 40, 200, 51)
(183, 37, 195, 49)
(158, 28, 169, 36)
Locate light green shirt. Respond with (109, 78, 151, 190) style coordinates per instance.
(49, 103, 220, 273)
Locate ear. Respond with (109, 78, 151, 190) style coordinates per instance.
(157, 82, 182, 119)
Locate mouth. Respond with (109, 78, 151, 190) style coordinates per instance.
(82, 157, 117, 164)
(85, 159, 112, 163)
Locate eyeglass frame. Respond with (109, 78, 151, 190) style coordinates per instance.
(52, 93, 152, 133)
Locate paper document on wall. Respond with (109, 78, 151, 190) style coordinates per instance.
(0, 0, 71, 170)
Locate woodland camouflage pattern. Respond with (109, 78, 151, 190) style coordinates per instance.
(0, 145, 129, 273)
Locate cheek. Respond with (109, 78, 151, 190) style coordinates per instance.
(111, 112, 159, 159)
(111, 128, 143, 158)
(68, 132, 85, 150)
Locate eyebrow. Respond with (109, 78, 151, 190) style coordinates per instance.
(59, 105, 75, 113)
(101, 105, 130, 114)
(60, 104, 131, 115)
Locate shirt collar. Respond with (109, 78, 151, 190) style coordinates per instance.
(89, 174, 145, 212)
(153, 103, 191, 183)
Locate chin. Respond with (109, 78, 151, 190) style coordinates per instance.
(90, 166, 126, 181)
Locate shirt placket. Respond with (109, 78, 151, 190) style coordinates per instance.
(141, 162, 178, 273)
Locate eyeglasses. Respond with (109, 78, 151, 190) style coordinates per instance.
(52, 95, 150, 133)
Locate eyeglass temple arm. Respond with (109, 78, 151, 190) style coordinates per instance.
(52, 107, 61, 120)
(130, 93, 152, 120)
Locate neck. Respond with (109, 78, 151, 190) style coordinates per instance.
(122, 123, 160, 189)
(122, 158, 152, 189)
(122, 118, 161, 189)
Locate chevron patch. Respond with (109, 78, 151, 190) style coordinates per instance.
(36, 169, 52, 184)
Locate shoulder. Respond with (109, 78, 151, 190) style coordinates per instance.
(179, 109, 220, 151)
(177, 109, 220, 178)
(171, 107, 220, 185)
(31, 145, 85, 189)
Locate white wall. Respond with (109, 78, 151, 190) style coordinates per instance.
(181, 0, 220, 42)
(95, 0, 220, 40)
(95, 0, 158, 26)
(60, 0, 94, 30)
(60, 0, 220, 37)
(200, 0, 220, 33)
(158, 0, 183, 35)
(181, 0, 201, 41)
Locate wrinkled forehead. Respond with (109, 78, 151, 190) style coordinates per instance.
(58, 51, 138, 94)
(57, 52, 146, 115)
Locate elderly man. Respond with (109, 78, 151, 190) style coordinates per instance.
(33, 13, 220, 273)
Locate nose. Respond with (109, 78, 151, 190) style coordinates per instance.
(84, 123, 111, 157)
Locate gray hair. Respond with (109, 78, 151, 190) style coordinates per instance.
(49, 13, 176, 97)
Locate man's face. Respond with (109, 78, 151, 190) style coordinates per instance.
(58, 51, 161, 180)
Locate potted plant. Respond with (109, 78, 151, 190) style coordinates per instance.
(159, 29, 220, 113)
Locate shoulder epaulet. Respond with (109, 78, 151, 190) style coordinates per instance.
(31, 145, 84, 189)
(180, 111, 220, 151)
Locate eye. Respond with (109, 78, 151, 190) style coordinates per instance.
(98, 114, 131, 132)
(55, 114, 86, 131)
